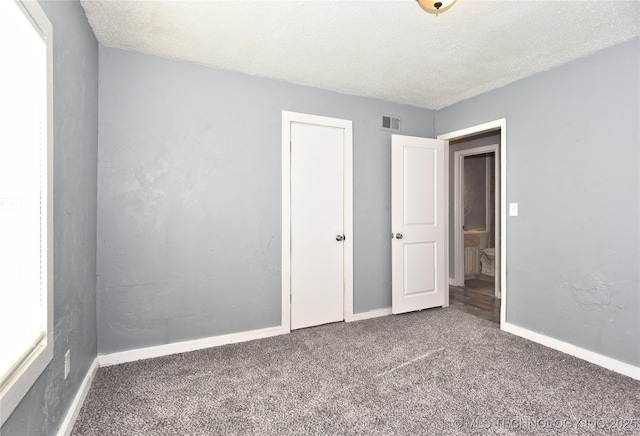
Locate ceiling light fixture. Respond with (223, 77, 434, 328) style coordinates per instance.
(417, 0, 457, 13)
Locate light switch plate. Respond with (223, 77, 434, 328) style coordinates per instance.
(509, 203, 518, 216)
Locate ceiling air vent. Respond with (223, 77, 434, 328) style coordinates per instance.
(382, 115, 400, 131)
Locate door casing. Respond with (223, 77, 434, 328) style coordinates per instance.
(453, 144, 499, 298)
(281, 111, 353, 334)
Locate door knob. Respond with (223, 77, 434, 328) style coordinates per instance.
(336, 235, 345, 241)
(395, 233, 403, 239)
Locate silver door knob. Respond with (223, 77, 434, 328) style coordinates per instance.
(336, 235, 345, 241)
(395, 233, 403, 239)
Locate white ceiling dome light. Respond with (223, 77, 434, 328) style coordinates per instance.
(417, 0, 457, 13)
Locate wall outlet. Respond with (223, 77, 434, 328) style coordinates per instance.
(509, 202, 518, 217)
(64, 350, 71, 380)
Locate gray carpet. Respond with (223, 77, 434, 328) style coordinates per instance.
(72, 307, 639, 435)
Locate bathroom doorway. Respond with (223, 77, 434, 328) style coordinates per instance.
(448, 133, 500, 323)
(438, 119, 506, 326)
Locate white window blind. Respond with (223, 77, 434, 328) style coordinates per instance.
(0, 0, 53, 425)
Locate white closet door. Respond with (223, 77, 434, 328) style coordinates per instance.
(290, 122, 344, 330)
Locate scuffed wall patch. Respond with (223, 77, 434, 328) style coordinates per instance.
(568, 274, 613, 311)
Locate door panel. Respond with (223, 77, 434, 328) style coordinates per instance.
(404, 146, 435, 226)
(392, 135, 446, 314)
(404, 242, 436, 296)
(290, 122, 344, 330)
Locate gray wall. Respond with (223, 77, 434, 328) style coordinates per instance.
(448, 133, 500, 278)
(97, 47, 435, 354)
(0, 1, 98, 435)
(437, 38, 640, 366)
(464, 154, 488, 231)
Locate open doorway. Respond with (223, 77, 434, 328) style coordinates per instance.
(454, 144, 499, 291)
(451, 141, 499, 322)
(438, 121, 506, 326)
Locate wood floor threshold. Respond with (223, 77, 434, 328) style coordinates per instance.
(449, 281, 500, 324)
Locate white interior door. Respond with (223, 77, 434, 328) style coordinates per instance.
(392, 135, 446, 314)
(290, 122, 345, 330)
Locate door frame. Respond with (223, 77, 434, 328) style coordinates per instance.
(438, 118, 507, 326)
(281, 111, 354, 334)
(453, 144, 499, 297)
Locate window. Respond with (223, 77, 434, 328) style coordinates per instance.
(0, 0, 53, 425)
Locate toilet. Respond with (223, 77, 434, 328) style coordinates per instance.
(480, 248, 495, 276)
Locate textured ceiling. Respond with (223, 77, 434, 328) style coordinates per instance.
(80, 0, 640, 110)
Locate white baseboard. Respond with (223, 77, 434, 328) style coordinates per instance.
(57, 357, 98, 436)
(502, 322, 640, 380)
(350, 307, 392, 322)
(98, 326, 282, 367)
